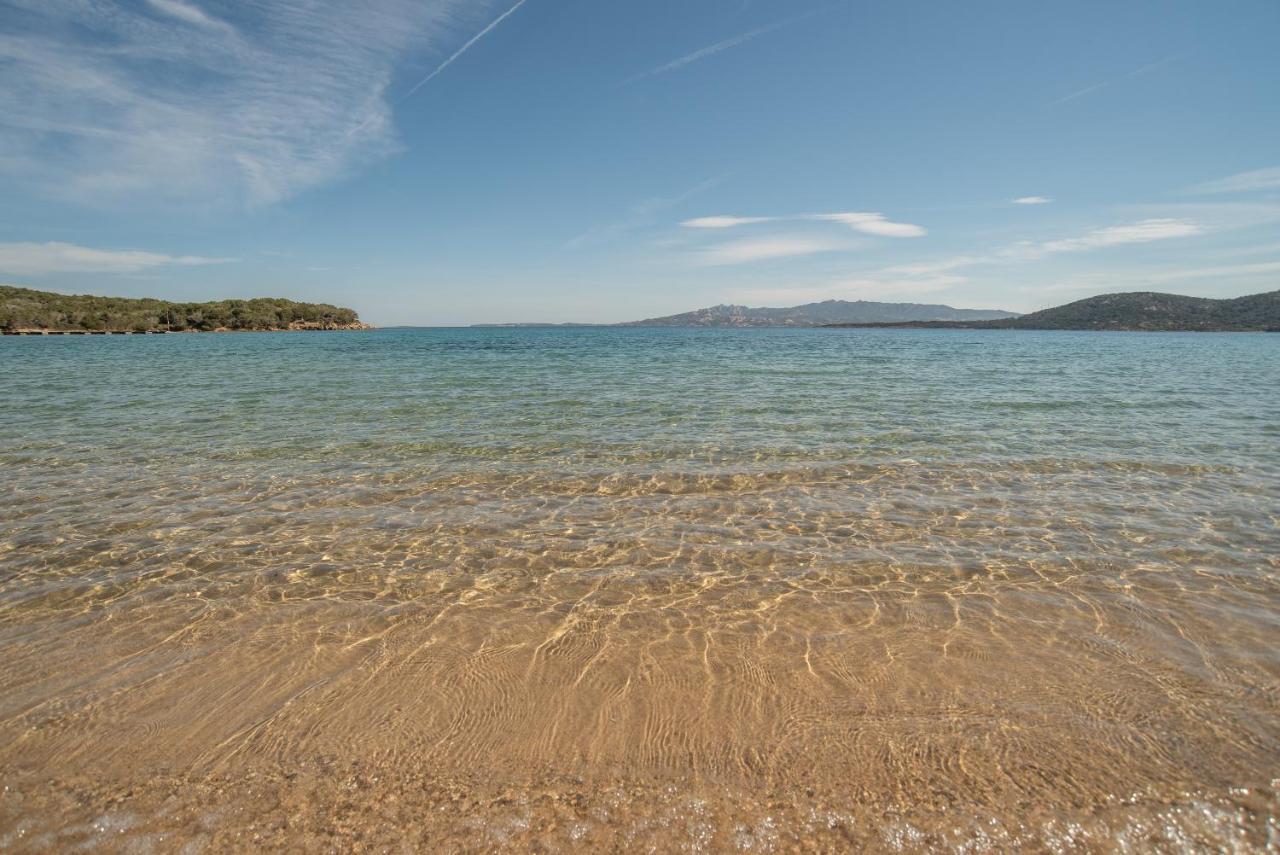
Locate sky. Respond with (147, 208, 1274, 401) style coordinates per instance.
(1, 0, 1278, 325)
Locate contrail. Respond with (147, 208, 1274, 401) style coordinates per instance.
(402, 0, 528, 99)
(346, 0, 528, 137)
(623, 8, 824, 85)
(1050, 52, 1186, 105)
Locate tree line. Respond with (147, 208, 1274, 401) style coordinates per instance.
(0, 286, 362, 332)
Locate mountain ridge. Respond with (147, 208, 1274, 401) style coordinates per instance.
(626, 299, 1019, 327)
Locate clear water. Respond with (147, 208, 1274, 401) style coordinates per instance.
(1, 328, 1278, 851)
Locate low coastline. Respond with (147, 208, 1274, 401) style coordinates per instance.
(2, 323, 373, 335)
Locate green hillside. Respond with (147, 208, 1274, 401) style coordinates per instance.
(988, 290, 1280, 331)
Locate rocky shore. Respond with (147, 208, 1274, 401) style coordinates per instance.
(3, 322, 373, 335)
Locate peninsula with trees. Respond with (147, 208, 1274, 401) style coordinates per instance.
(0, 285, 370, 333)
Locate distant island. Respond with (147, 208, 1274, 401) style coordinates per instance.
(823, 290, 1280, 332)
(469, 323, 600, 328)
(0, 285, 370, 333)
(626, 299, 1019, 327)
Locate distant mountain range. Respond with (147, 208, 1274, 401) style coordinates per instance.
(626, 300, 1019, 327)
(824, 290, 1280, 332)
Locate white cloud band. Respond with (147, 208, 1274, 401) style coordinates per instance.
(0, 242, 232, 275)
(682, 211, 926, 237)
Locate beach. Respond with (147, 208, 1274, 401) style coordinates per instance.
(1, 327, 1277, 850)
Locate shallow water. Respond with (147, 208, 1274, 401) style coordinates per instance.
(1, 327, 1277, 851)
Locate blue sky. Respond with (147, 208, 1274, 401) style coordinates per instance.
(1, 0, 1278, 324)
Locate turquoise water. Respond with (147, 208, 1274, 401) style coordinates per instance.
(1, 328, 1278, 850)
(4, 327, 1277, 469)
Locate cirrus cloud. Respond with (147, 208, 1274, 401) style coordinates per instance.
(0, 0, 508, 208)
(144, 0, 237, 34)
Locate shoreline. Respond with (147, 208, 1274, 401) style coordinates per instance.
(822, 321, 1280, 331)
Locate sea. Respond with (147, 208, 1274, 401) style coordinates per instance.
(1, 327, 1277, 850)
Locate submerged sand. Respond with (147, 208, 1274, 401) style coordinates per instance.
(1, 463, 1278, 851)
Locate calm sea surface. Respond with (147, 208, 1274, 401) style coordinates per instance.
(1, 328, 1278, 850)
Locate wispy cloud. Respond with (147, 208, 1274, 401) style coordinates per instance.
(1035, 218, 1202, 254)
(882, 258, 979, 276)
(144, 0, 236, 34)
(0, 242, 232, 275)
(566, 177, 722, 249)
(810, 212, 926, 237)
(1135, 260, 1280, 283)
(681, 211, 926, 237)
(873, 218, 1206, 278)
(682, 215, 775, 229)
(1128, 201, 1280, 228)
(0, 0, 500, 208)
(1012, 196, 1052, 205)
(1185, 166, 1280, 196)
(699, 236, 846, 265)
(1006, 258, 1280, 300)
(624, 10, 819, 83)
(721, 206, 1243, 307)
(1050, 53, 1184, 105)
